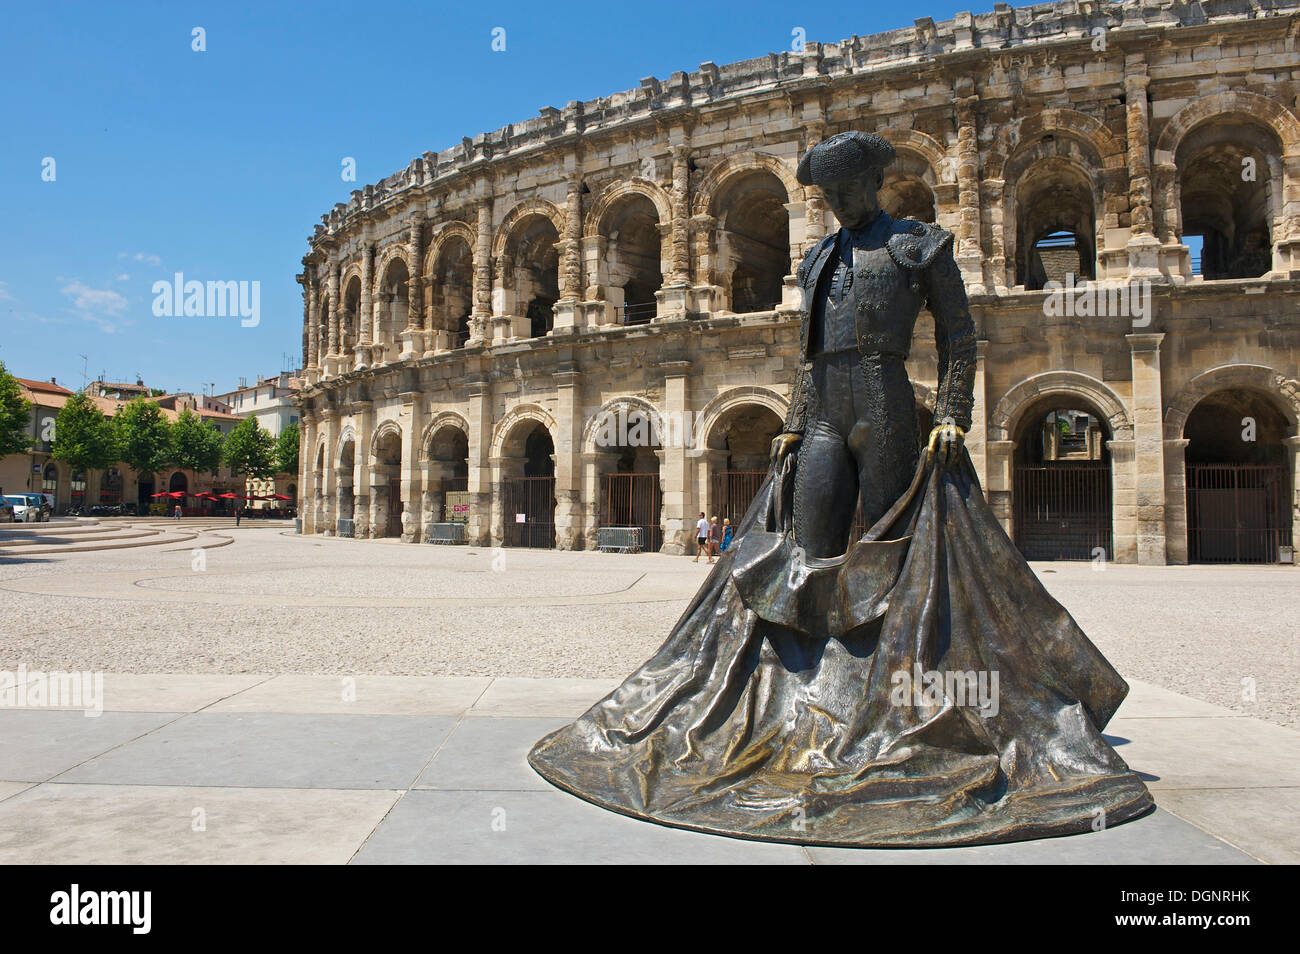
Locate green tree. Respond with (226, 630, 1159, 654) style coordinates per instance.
(224, 415, 276, 480)
(51, 391, 117, 475)
(0, 362, 33, 458)
(171, 408, 224, 476)
(114, 397, 174, 486)
(274, 420, 300, 475)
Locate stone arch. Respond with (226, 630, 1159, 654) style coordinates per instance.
(585, 179, 673, 238)
(370, 419, 403, 461)
(492, 198, 566, 261)
(990, 371, 1133, 443)
(878, 128, 951, 183)
(340, 262, 364, 293)
(372, 244, 413, 296)
(691, 151, 801, 217)
(986, 108, 1126, 181)
(420, 411, 471, 457)
(423, 221, 476, 279)
(1164, 364, 1300, 441)
(1154, 91, 1300, 163)
(491, 403, 559, 459)
(580, 395, 666, 455)
(694, 386, 788, 453)
(334, 425, 357, 468)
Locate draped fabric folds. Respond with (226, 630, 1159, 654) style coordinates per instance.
(528, 449, 1153, 847)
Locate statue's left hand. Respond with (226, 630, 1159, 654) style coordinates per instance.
(927, 423, 965, 470)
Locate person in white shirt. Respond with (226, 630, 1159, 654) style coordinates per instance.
(692, 512, 708, 562)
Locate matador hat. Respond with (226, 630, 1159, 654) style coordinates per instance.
(796, 131, 896, 186)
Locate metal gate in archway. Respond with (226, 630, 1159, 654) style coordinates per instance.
(1014, 462, 1113, 561)
(601, 472, 662, 552)
(710, 470, 766, 529)
(1187, 464, 1291, 563)
(503, 476, 555, 548)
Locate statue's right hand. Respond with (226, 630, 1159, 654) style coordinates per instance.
(770, 432, 802, 464)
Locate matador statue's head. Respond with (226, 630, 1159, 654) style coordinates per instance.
(797, 131, 897, 231)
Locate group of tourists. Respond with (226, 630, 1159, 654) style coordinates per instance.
(691, 511, 732, 564)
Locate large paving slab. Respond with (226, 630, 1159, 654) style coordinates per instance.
(0, 710, 182, 783)
(55, 712, 456, 790)
(0, 783, 401, 864)
(1, 673, 270, 713)
(205, 674, 492, 715)
(351, 788, 812, 864)
(466, 677, 621, 717)
(414, 716, 570, 791)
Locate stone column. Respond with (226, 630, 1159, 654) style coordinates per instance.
(1163, 437, 1191, 564)
(326, 264, 341, 376)
(580, 451, 602, 551)
(983, 179, 1008, 292)
(1128, 333, 1167, 564)
(355, 242, 374, 370)
(470, 200, 493, 346)
(1287, 435, 1300, 560)
(658, 362, 692, 554)
(301, 272, 315, 376)
(554, 173, 584, 333)
(986, 439, 1015, 538)
(306, 270, 321, 382)
(299, 414, 315, 534)
(1124, 60, 1162, 279)
(465, 377, 492, 546)
(689, 214, 721, 314)
(955, 95, 986, 294)
(401, 394, 424, 542)
(318, 408, 337, 532)
(353, 406, 375, 538)
(966, 340, 989, 487)
(552, 367, 584, 549)
(402, 217, 425, 358)
(655, 145, 693, 317)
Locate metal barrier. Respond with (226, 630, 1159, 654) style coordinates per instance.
(294, 518, 302, 534)
(597, 526, 643, 553)
(427, 522, 467, 545)
(336, 518, 355, 538)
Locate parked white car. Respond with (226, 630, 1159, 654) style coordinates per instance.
(4, 495, 45, 522)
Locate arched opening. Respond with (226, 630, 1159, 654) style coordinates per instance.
(502, 216, 560, 339)
(167, 471, 187, 494)
(100, 467, 123, 509)
(593, 404, 664, 552)
(286, 483, 297, 507)
(880, 170, 937, 224)
(717, 170, 789, 314)
(72, 470, 87, 511)
(1011, 400, 1113, 560)
(42, 463, 58, 504)
(706, 403, 784, 536)
(429, 236, 474, 348)
(604, 195, 662, 326)
(1185, 389, 1292, 562)
(1176, 120, 1278, 280)
(342, 276, 362, 358)
(427, 425, 471, 530)
(337, 438, 356, 535)
(372, 428, 403, 538)
(500, 420, 556, 548)
(375, 258, 409, 363)
(1014, 158, 1097, 290)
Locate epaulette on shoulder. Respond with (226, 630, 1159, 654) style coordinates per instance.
(886, 219, 954, 270)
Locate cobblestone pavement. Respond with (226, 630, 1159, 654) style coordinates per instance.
(1, 524, 1296, 728)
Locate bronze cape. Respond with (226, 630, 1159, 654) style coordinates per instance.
(528, 447, 1154, 847)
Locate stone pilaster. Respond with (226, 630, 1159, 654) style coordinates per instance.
(1124, 59, 1162, 279)
(402, 217, 425, 358)
(355, 242, 374, 369)
(658, 361, 693, 554)
(552, 367, 584, 549)
(465, 376, 493, 546)
(401, 393, 424, 542)
(326, 264, 341, 376)
(955, 95, 986, 294)
(1128, 333, 1167, 564)
(471, 199, 493, 346)
(1163, 437, 1191, 565)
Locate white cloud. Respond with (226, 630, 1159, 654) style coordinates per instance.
(0, 281, 12, 301)
(115, 274, 130, 281)
(117, 251, 162, 267)
(61, 279, 130, 333)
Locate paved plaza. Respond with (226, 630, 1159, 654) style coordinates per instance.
(0, 518, 1297, 863)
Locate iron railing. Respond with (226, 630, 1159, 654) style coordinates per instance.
(600, 472, 662, 552)
(597, 526, 643, 553)
(426, 522, 467, 545)
(1014, 462, 1113, 561)
(1187, 463, 1291, 564)
(336, 517, 355, 538)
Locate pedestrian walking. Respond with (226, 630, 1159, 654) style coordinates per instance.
(235, 507, 242, 527)
(692, 512, 708, 562)
(708, 515, 721, 562)
(173, 504, 182, 521)
(721, 518, 732, 552)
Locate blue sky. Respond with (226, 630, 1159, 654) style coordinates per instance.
(1, 0, 982, 395)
